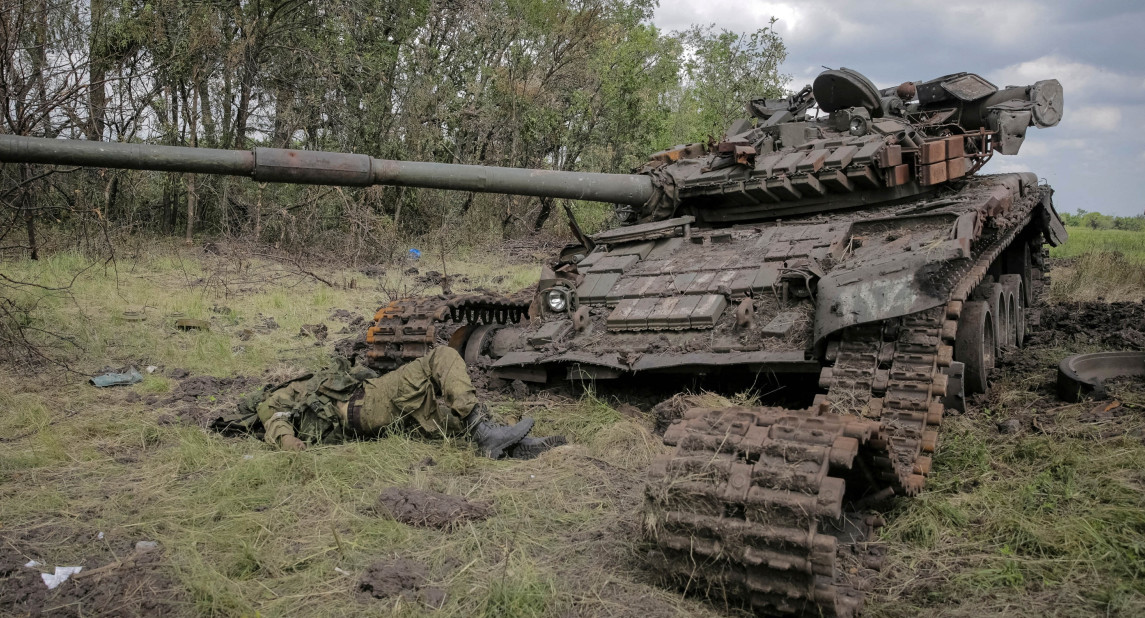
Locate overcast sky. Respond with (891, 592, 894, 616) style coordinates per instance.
(654, 0, 1145, 217)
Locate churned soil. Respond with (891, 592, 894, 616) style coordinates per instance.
(0, 541, 183, 616)
(1036, 300, 1145, 350)
(373, 487, 492, 530)
(140, 373, 262, 426)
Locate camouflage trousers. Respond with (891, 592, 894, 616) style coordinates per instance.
(257, 347, 478, 448)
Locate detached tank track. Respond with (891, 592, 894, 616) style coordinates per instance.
(643, 212, 1038, 617)
(366, 291, 532, 369)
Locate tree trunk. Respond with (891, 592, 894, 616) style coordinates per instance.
(103, 175, 118, 220)
(86, 0, 108, 141)
(20, 164, 38, 260)
(28, 0, 52, 136)
(532, 197, 555, 233)
(185, 173, 196, 244)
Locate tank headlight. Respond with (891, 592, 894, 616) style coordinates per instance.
(546, 288, 569, 312)
(849, 116, 868, 137)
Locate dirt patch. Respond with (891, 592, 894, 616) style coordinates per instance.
(0, 544, 183, 616)
(357, 558, 446, 608)
(1036, 300, 1145, 350)
(158, 374, 261, 426)
(374, 487, 491, 530)
(299, 323, 329, 342)
(334, 329, 369, 363)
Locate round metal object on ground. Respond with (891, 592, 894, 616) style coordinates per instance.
(972, 279, 1004, 358)
(464, 324, 502, 365)
(955, 301, 994, 394)
(999, 274, 1025, 347)
(1057, 351, 1145, 402)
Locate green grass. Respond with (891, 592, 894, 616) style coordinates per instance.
(1050, 226, 1145, 263)
(1049, 226, 1145, 302)
(867, 341, 1145, 617)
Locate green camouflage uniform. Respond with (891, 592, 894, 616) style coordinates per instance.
(258, 347, 479, 449)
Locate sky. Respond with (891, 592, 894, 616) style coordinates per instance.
(654, 0, 1145, 217)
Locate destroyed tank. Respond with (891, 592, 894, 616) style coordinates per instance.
(0, 67, 1067, 616)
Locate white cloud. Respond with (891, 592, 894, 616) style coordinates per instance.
(1067, 106, 1122, 131)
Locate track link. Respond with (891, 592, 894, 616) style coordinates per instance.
(366, 292, 532, 369)
(645, 407, 883, 617)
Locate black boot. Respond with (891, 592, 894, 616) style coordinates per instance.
(507, 435, 567, 460)
(463, 403, 533, 459)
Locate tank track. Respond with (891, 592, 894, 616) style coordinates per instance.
(366, 292, 532, 369)
(643, 212, 1039, 616)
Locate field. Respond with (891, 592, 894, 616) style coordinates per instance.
(1, 226, 1144, 617)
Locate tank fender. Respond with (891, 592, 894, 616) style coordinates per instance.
(812, 251, 949, 345)
(1036, 191, 1068, 247)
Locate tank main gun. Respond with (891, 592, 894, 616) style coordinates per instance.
(0, 134, 656, 207)
(0, 68, 1062, 228)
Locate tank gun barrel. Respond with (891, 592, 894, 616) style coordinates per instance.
(0, 134, 655, 207)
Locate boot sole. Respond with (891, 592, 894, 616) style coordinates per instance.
(482, 419, 534, 459)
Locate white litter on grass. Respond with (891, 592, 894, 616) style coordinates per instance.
(334, 567, 351, 576)
(242, 455, 254, 460)
(146, 366, 158, 373)
(24, 560, 41, 568)
(135, 541, 158, 552)
(96, 532, 104, 540)
(41, 566, 83, 589)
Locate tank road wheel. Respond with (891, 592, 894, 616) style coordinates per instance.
(999, 274, 1026, 347)
(464, 324, 502, 365)
(972, 279, 1004, 358)
(955, 301, 995, 394)
(1004, 241, 1035, 307)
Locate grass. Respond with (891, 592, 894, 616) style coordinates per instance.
(1049, 226, 1145, 263)
(1049, 226, 1145, 302)
(868, 341, 1145, 616)
(2, 228, 1144, 617)
(0, 240, 715, 617)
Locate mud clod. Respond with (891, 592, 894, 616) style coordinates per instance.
(510, 379, 529, 400)
(1037, 300, 1145, 349)
(299, 323, 329, 341)
(997, 418, 1022, 434)
(357, 558, 430, 600)
(374, 487, 491, 530)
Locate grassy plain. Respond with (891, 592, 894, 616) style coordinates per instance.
(1049, 226, 1145, 302)
(1, 225, 1144, 617)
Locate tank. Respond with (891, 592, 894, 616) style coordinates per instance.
(0, 67, 1067, 616)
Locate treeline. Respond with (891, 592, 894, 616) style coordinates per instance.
(1, 0, 788, 260)
(1059, 210, 1145, 232)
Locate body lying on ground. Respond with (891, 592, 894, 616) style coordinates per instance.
(211, 347, 564, 459)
